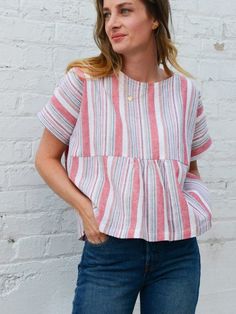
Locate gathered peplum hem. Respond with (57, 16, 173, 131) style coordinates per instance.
(66, 155, 213, 242)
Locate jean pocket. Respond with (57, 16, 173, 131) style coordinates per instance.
(85, 234, 111, 247)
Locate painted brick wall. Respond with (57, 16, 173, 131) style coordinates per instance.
(0, 1, 235, 313)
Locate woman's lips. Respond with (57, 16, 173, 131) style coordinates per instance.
(111, 34, 126, 41)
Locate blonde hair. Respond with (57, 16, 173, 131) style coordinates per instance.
(66, 0, 193, 79)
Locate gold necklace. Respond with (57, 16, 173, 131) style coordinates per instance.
(125, 71, 175, 102)
(123, 72, 148, 102)
(123, 70, 166, 102)
(102, 70, 173, 103)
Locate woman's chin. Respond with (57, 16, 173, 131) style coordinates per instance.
(111, 47, 132, 58)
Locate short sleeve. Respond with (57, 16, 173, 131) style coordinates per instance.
(37, 67, 84, 145)
(190, 90, 213, 161)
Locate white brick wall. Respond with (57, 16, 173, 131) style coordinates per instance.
(0, 1, 235, 313)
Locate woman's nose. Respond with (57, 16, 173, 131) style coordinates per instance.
(106, 13, 121, 29)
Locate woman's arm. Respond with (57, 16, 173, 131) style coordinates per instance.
(188, 160, 201, 178)
(35, 128, 94, 219)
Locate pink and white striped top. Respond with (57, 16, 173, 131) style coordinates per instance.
(37, 66, 213, 242)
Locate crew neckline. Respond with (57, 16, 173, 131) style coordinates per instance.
(119, 69, 176, 85)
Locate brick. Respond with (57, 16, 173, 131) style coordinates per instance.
(0, 117, 44, 140)
(0, 17, 54, 43)
(0, 240, 15, 264)
(0, 191, 26, 213)
(0, 141, 32, 165)
(1, 212, 63, 239)
(45, 233, 79, 256)
(25, 188, 69, 212)
(14, 236, 48, 260)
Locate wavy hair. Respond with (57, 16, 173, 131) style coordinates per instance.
(66, 0, 193, 78)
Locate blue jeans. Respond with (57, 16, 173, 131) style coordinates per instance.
(72, 235, 201, 314)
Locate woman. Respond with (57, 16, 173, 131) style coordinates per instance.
(35, 0, 213, 313)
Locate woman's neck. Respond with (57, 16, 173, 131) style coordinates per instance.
(122, 58, 170, 83)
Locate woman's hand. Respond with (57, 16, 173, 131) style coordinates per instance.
(82, 205, 109, 244)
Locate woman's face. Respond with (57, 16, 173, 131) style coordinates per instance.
(103, 0, 155, 58)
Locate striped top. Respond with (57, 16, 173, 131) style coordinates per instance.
(37, 66, 213, 242)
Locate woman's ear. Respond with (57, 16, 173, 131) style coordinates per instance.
(152, 21, 159, 30)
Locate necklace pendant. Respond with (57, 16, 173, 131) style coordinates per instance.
(127, 96, 133, 101)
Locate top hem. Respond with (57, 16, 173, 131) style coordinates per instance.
(78, 220, 212, 242)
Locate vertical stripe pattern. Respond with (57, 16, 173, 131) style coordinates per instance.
(37, 67, 213, 242)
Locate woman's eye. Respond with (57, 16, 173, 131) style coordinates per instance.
(103, 8, 131, 20)
(121, 8, 130, 14)
(103, 12, 111, 19)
